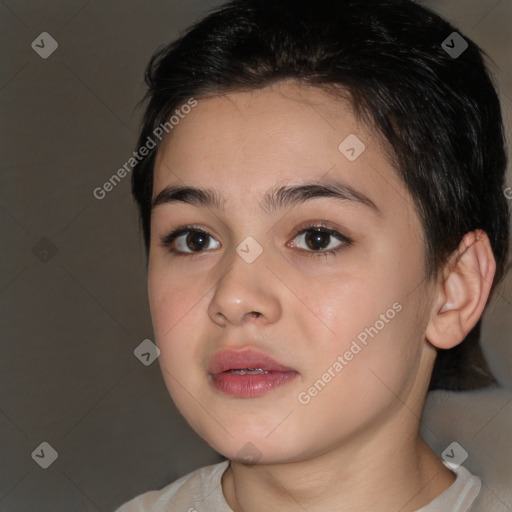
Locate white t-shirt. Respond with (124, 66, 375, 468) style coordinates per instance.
(114, 460, 481, 512)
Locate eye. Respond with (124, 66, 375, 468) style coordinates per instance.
(160, 225, 220, 256)
(288, 223, 352, 258)
(160, 222, 352, 258)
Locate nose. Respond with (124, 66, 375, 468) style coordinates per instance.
(207, 252, 281, 327)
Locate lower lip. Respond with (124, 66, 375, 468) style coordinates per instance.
(210, 371, 298, 397)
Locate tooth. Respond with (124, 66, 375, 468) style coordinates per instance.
(229, 368, 269, 375)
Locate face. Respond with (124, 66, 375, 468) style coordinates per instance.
(148, 82, 435, 464)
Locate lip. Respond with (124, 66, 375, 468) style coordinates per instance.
(208, 348, 296, 374)
(208, 348, 298, 397)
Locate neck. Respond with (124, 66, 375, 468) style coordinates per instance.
(222, 433, 455, 512)
(221, 342, 455, 511)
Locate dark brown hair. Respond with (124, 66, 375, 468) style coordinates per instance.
(132, 0, 510, 390)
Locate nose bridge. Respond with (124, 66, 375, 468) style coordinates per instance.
(207, 239, 280, 326)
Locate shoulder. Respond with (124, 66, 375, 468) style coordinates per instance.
(114, 460, 231, 512)
(418, 463, 481, 512)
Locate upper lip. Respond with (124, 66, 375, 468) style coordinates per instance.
(208, 348, 297, 375)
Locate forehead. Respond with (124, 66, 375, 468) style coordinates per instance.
(152, 82, 409, 219)
(155, 83, 366, 171)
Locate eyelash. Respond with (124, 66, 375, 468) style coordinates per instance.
(159, 222, 353, 259)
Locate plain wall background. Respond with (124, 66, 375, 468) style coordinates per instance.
(0, 1, 510, 511)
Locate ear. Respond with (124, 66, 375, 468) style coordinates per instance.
(426, 230, 496, 350)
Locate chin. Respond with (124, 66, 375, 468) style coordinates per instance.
(208, 431, 305, 466)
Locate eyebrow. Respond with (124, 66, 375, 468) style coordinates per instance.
(151, 178, 381, 215)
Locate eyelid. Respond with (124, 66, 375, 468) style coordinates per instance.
(159, 224, 219, 254)
(159, 222, 353, 257)
(290, 221, 352, 244)
(159, 224, 210, 246)
(287, 222, 352, 257)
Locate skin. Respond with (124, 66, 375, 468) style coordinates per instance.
(147, 81, 495, 511)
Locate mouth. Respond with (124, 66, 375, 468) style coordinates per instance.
(225, 368, 270, 374)
(208, 348, 298, 397)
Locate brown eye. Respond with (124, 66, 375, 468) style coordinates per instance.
(185, 231, 210, 252)
(160, 226, 220, 255)
(303, 229, 332, 250)
(291, 227, 347, 253)
(287, 223, 353, 259)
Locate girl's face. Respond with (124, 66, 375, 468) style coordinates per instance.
(148, 82, 436, 463)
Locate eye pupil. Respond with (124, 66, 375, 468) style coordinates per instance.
(305, 229, 330, 250)
(187, 231, 208, 251)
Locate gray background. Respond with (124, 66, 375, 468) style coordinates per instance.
(0, 1, 510, 511)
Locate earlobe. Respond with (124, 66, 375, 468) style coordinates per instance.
(425, 230, 496, 350)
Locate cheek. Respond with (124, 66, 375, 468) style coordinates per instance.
(348, 300, 424, 405)
(301, 271, 423, 397)
(148, 264, 201, 337)
(296, 306, 422, 441)
(147, 269, 208, 384)
(299, 274, 395, 349)
(147, 278, 205, 408)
